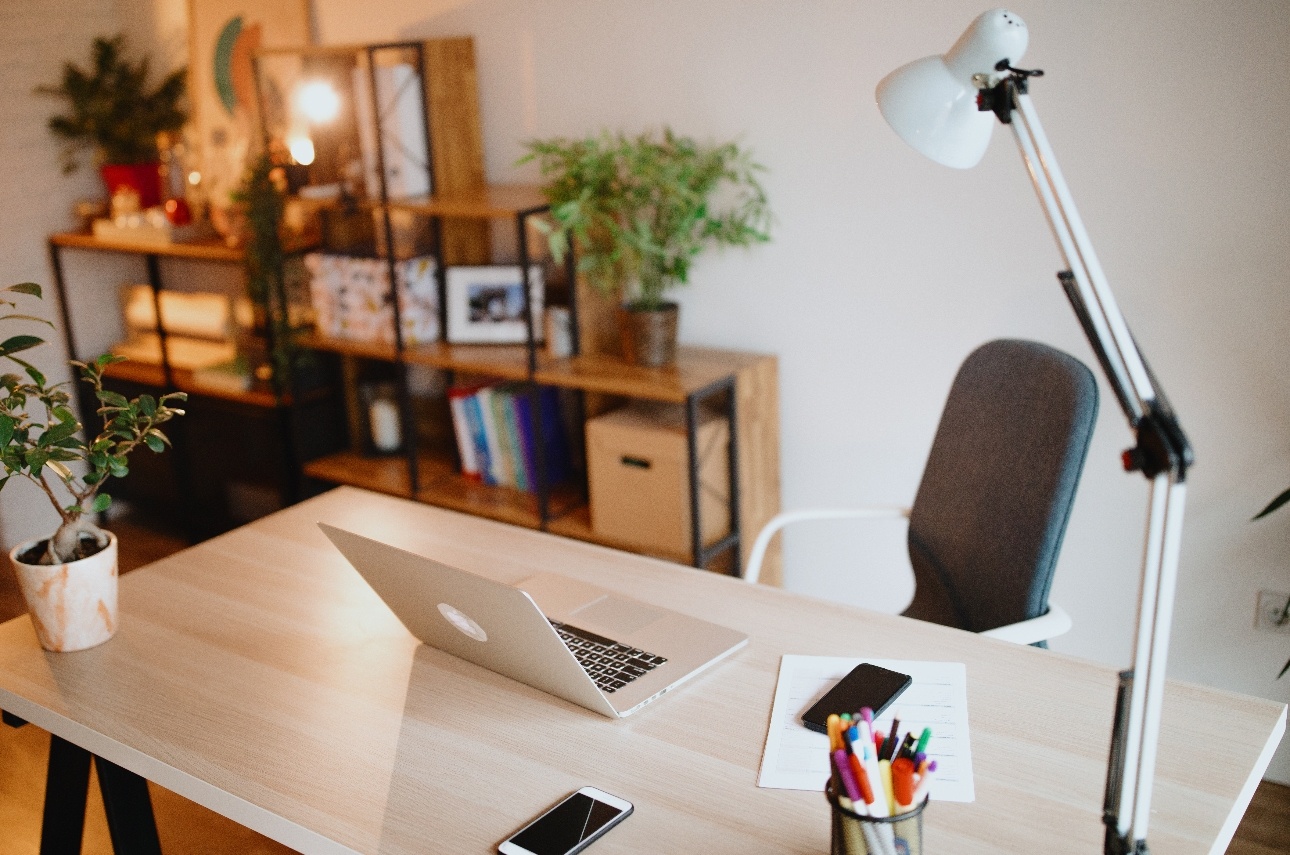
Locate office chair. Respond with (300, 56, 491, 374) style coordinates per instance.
(745, 339, 1099, 645)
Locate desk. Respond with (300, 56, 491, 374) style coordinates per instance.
(0, 486, 1281, 853)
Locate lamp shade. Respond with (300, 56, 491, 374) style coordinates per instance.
(876, 9, 1030, 168)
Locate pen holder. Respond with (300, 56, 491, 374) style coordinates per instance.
(825, 781, 927, 855)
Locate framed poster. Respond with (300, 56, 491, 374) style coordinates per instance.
(446, 266, 545, 344)
(186, 0, 310, 208)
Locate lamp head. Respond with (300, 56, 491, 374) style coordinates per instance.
(876, 9, 1029, 168)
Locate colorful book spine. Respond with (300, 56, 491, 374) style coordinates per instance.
(447, 386, 482, 481)
(463, 392, 494, 486)
(476, 386, 509, 487)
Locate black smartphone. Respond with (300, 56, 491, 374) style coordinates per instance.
(801, 663, 913, 734)
(498, 787, 634, 855)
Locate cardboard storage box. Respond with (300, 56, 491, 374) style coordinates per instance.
(586, 404, 730, 559)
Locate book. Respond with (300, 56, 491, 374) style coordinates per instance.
(476, 386, 511, 488)
(447, 386, 483, 481)
(463, 392, 494, 486)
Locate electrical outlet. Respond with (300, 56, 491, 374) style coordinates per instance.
(1255, 590, 1290, 633)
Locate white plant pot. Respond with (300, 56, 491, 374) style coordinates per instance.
(9, 533, 118, 652)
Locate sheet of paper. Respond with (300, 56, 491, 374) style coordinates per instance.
(757, 656, 975, 802)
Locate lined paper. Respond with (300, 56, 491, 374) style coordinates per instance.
(757, 656, 975, 802)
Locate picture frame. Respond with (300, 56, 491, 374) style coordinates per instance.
(446, 266, 545, 344)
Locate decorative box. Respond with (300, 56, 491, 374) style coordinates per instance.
(305, 254, 439, 344)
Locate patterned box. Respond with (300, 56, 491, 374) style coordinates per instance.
(305, 254, 439, 344)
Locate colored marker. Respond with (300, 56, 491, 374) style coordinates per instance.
(883, 717, 901, 761)
(827, 714, 842, 751)
(914, 726, 932, 755)
(891, 757, 916, 812)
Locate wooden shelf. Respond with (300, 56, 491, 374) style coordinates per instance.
(302, 450, 440, 498)
(303, 448, 584, 531)
(289, 184, 548, 221)
(50, 232, 244, 263)
(101, 360, 286, 408)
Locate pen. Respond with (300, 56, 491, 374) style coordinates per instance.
(830, 752, 870, 855)
(914, 726, 932, 756)
(883, 717, 901, 761)
(895, 732, 917, 761)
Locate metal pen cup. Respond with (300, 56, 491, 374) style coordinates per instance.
(825, 781, 927, 855)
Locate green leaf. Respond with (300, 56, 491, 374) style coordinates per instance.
(0, 335, 44, 357)
(0, 414, 13, 447)
(5, 283, 41, 299)
(9, 357, 45, 387)
(38, 419, 78, 448)
(138, 394, 156, 416)
(0, 314, 54, 328)
(91, 493, 112, 513)
(97, 390, 129, 408)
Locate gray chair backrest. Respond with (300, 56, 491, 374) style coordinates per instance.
(903, 339, 1098, 633)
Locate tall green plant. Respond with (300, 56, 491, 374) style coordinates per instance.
(0, 284, 185, 564)
(38, 34, 187, 172)
(521, 128, 771, 310)
(233, 154, 306, 387)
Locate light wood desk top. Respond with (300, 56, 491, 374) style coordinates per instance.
(0, 487, 1281, 854)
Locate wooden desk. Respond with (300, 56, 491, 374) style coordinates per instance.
(0, 486, 1281, 854)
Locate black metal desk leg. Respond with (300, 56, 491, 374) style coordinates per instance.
(41, 736, 91, 855)
(95, 755, 163, 855)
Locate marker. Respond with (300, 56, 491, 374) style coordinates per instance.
(827, 714, 842, 751)
(891, 757, 916, 812)
(895, 732, 917, 761)
(911, 760, 936, 805)
(859, 707, 874, 727)
(914, 726, 932, 756)
(830, 752, 870, 855)
(879, 758, 895, 815)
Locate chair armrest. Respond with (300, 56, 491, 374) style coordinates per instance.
(978, 603, 1072, 645)
(743, 506, 910, 584)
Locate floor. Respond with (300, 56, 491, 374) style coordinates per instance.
(0, 514, 1285, 853)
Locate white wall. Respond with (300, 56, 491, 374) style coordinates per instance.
(310, 0, 1290, 779)
(3, 0, 1288, 783)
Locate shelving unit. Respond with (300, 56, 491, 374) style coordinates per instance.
(256, 37, 782, 577)
(46, 233, 347, 542)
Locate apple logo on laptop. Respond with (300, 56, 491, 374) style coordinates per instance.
(438, 602, 488, 642)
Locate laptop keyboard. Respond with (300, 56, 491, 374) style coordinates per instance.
(549, 621, 667, 693)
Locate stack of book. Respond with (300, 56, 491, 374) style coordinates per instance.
(448, 384, 571, 492)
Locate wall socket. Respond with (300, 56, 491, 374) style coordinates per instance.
(1255, 590, 1290, 633)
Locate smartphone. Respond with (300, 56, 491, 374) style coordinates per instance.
(801, 662, 913, 734)
(498, 787, 634, 855)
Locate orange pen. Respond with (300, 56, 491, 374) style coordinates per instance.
(849, 753, 875, 806)
(827, 714, 842, 751)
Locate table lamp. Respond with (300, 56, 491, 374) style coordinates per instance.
(875, 9, 1193, 854)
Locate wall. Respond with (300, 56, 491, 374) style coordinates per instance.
(310, 0, 1290, 779)
(3, 0, 1288, 783)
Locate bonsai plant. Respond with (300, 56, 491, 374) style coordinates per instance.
(521, 128, 771, 366)
(0, 282, 185, 651)
(39, 34, 187, 209)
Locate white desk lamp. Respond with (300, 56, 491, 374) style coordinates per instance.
(876, 10, 1193, 854)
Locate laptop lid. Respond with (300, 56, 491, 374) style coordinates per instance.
(319, 524, 747, 718)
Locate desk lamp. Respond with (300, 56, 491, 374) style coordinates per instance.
(875, 9, 1193, 854)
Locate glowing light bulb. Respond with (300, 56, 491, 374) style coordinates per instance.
(287, 135, 316, 166)
(296, 80, 340, 123)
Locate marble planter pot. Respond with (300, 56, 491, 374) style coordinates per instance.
(9, 533, 118, 652)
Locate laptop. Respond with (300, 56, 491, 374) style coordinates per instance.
(319, 523, 749, 718)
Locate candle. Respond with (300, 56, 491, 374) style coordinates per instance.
(369, 398, 401, 452)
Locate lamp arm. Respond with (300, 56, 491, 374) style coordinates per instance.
(989, 76, 1194, 855)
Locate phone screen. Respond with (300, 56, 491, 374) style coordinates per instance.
(801, 663, 913, 734)
(504, 791, 631, 855)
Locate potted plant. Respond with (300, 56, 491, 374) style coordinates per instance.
(521, 128, 771, 367)
(39, 34, 187, 210)
(0, 283, 185, 652)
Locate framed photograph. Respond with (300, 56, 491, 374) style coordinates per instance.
(446, 266, 545, 344)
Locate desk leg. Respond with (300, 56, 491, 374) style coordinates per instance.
(41, 736, 91, 855)
(95, 755, 163, 855)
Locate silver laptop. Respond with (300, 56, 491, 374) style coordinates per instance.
(319, 523, 748, 718)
